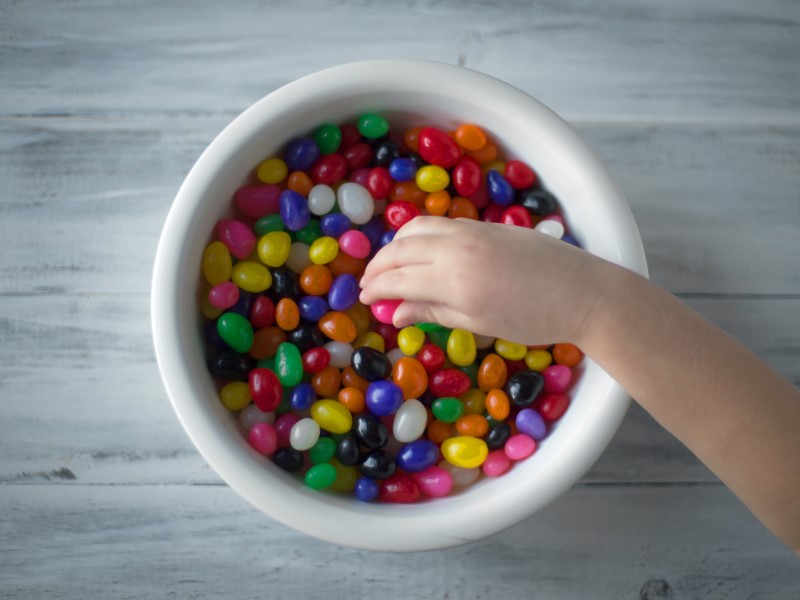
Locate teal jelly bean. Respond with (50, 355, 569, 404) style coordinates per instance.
(275, 342, 303, 387)
(458, 362, 479, 387)
(358, 113, 390, 139)
(305, 463, 337, 489)
(427, 327, 452, 350)
(415, 322, 443, 332)
(431, 396, 464, 423)
(313, 123, 342, 155)
(255, 214, 285, 236)
(309, 437, 337, 465)
(294, 219, 322, 245)
(217, 312, 254, 353)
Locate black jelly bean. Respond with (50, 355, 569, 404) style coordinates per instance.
(406, 151, 425, 170)
(504, 369, 545, 408)
(270, 267, 301, 301)
(518, 188, 557, 216)
(353, 413, 388, 450)
(358, 450, 396, 480)
(207, 350, 254, 381)
(485, 423, 512, 451)
(204, 319, 227, 350)
(273, 447, 304, 472)
(335, 434, 361, 467)
(228, 291, 255, 318)
(287, 320, 326, 353)
(372, 140, 401, 168)
(351, 346, 392, 382)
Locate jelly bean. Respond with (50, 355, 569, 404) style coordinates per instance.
(230, 261, 271, 293)
(455, 413, 489, 437)
(426, 419, 454, 445)
(208, 350, 254, 381)
(424, 190, 451, 216)
(305, 463, 336, 489)
(311, 365, 342, 397)
(485, 159, 506, 176)
(534, 219, 564, 239)
(417, 343, 446, 374)
(273, 447, 304, 472)
(543, 364, 572, 393)
(300, 347, 330, 374)
(431, 396, 464, 423)
(338, 230, 371, 259)
(290, 382, 317, 411)
(327, 273, 359, 311)
(451, 156, 481, 198)
(319, 311, 357, 343)
(515, 408, 547, 441)
(329, 252, 367, 278)
(373, 140, 401, 167)
(539, 392, 570, 424)
(392, 357, 428, 400)
(383, 200, 420, 231)
(392, 398, 428, 443)
(336, 434, 361, 467)
(318, 213, 349, 240)
(254, 213, 285, 236)
(395, 439, 439, 473)
(337, 182, 374, 225)
(337, 124, 359, 149)
(299, 264, 333, 295)
(200, 289, 224, 319)
(220, 381, 251, 411)
(388, 157, 417, 182)
(227, 290, 255, 318)
(355, 476, 380, 501)
(359, 214, 385, 249)
(297, 295, 329, 322)
(374, 322, 399, 352)
(350, 167, 370, 186)
(494, 338, 527, 361)
(351, 346, 391, 382)
(304, 186, 333, 218)
(324, 340, 354, 369)
(447, 197, 478, 220)
(288, 171, 314, 197)
(429, 368, 471, 397)
(482, 449, 511, 477)
(365, 380, 404, 417)
(256, 231, 290, 268)
(274, 412, 302, 447)
(274, 342, 303, 387)
(438, 460, 479, 488)
(370, 298, 402, 325)
(338, 386, 366, 414)
(366, 167, 393, 199)
(390, 180, 426, 204)
(524, 349, 552, 372)
(240, 404, 275, 431)
(329, 458, 359, 492)
(441, 436, 488, 469)
(477, 353, 507, 392)
(402, 126, 422, 152)
(310, 399, 353, 434)
(309, 236, 339, 265)
(561, 233, 581, 247)
(504, 160, 537, 189)
(217, 312, 254, 353)
(309, 436, 336, 465)
(275, 298, 300, 331)
(486, 422, 512, 451)
(378, 473, 420, 503)
(313, 123, 342, 155)
(486, 170, 514, 206)
(257, 157, 288, 184)
(412, 465, 453, 498)
(279, 190, 311, 232)
(415, 164, 450, 193)
(249, 326, 287, 360)
(209, 281, 240, 309)
(519, 188, 557, 216)
(206, 319, 230, 349)
(386, 348, 407, 366)
(501, 205, 533, 228)
(394, 325, 423, 356)
(452, 124, 486, 151)
(504, 433, 537, 461)
(216, 219, 256, 260)
(505, 369, 545, 408)
(343, 142, 373, 170)
(468, 140, 498, 164)
(284, 137, 320, 171)
(553, 343, 583, 367)
(485, 389, 511, 421)
(235, 184, 282, 218)
(290, 417, 320, 451)
(359, 450, 396, 480)
(446, 328, 477, 367)
(460, 388, 487, 415)
(357, 113, 389, 139)
(249, 295, 275, 328)
(249, 368, 283, 412)
(311, 153, 347, 185)
(417, 127, 460, 168)
(458, 362, 479, 388)
(354, 331, 385, 352)
(248, 422, 278, 455)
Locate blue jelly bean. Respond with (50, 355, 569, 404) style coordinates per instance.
(395, 440, 439, 473)
(290, 382, 317, 411)
(355, 476, 380, 502)
(320, 212, 352, 238)
(280, 190, 311, 231)
(365, 381, 404, 417)
(380, 230, 396, 248)
(515, 408, 548, 441)
(284, 137, 320, 172)
(561, 233, 581, 248)
(388, 157, 417, 182)
(204, 320, 227, 349)
(327, 273, 359, 311)
(228, 290, 254, 318)
(298, 295, 329, 321)
(486, 170, 514, 206)
(359, 215, 386, 250)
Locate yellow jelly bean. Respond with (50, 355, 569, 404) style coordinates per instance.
(354, 331, 385, 353)
(199, 283, 224, 319)
(397, 325, 425, 356)
(309, 236, 339, 265)
(494, 338, 527, 361)
(202, 241, 232, 286)
(441, 436, 489, 469)
(329, 458, 358, 492)
(310, 399, 353, 434)
(257, 231, 292, 267)
(231, 261, 272, 293)
(460, 388, 486, 415)
(256, 157, 288, 184)
(446, 328, 476, 366)
(220, 381, 251, 411)
(525, 349, 553, 372)
(415, 165, 450, 193)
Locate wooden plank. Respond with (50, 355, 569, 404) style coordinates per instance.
(0, 484, 796, 598)
(1, 0, 798, 121)
(1, 118, 798, 295)
(1, 294, 796, 485)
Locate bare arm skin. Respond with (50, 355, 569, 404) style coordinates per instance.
(359, 217, 800, 553)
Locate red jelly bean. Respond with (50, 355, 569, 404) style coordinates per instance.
(417, 343, 445, 374)
(374, 322, 399, 351)
(302, 347, 330, 374)
(343, 143, 373, 170)
(481, 202, 505, 223)
(378, 473, 421, 503)
(249, 295, 276, 329)
(249, 368, 283, 412)
(367, 167, 393, 199)
(417, 127, 461, 168)
(311, 154, 347, 185)
(538, 393, 570, 421)
(504, 160, 538, 189)
(384, 200, 421, 230)
(340, 124, 361, 149)
(349, 167, 370, 186)
(452, 156, 481, 198)
(501, 205, 533, 228)
(505, 359, 528, 378)
(234, 184, 281, 218)
(429, 368, 471, 397)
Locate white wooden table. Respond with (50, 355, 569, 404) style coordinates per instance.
(1, 1, 798, 597)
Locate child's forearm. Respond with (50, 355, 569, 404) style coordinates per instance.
(580, 265, 800, 553)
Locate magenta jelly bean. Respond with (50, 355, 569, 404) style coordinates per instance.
(234, 184, 281, 218)
(208, 281, 240, 309)
(338, 230, 371, 259)
(371, 298, 402, 325)
(543, 364, 572, 393)
(504, 433, 537, 460)
(412, 466, 453, 498)
(216, 219, 256, 260)
(275, 413, 302, 448)
(248, 422, 278, 455)
(482, 449, 512, 477)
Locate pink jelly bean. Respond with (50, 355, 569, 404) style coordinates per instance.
(338, 230, 371, 259)
(371, 299, 403, 325)
(274, 413, 301, 448)
(542, 364, 572, 393)
(208, 281, 240, 309)
(234, 184, 281, 218)
(216, 219, 256, 260)
(248, 422, 278, 455)
(412, 465, 453, 498)
(482, 449, 511, 477)
(504, 433, 537, 461)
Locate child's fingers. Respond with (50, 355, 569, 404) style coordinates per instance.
(392, 215, 457, 240)
(360, 234, 439, 285)
(392, 300, 451, 329)
(359, 264, 441, 305)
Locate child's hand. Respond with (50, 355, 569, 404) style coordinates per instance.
(358, 216, 616, 345)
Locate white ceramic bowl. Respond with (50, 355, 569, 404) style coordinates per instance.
(151, 60, 648, 552)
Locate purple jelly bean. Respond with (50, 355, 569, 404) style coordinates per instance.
(359, 215, 386, 250)
(284, 138, 320, 172)
(380, 230, 396, 248)
(327, 274, 359, 311)
(515, 408, 547, 441)
(279, 190, 311, 231)
(395, 440, 439, 473)
(365, 381, 404, 417)
(486, 170, 514, 206)
(298, 295, 329, 322)
(320, 213, 352, 238)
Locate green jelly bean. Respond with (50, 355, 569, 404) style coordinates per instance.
(294, 219, 322, 245)
(358, 113, 390, 139)
(217, 312, 254, 353)
(458, 362, 479, 387)
(304, 463, 337, 490)
(257, 357, 276, 371)
(313, 123, 342, 155)
(427, 327, 452, 350)
(415, 322, 443, 332)
(255, 213, 285, 236)
(431, 396, 464, 423)
(275, 342, 303, 387)
(309, 437, 336, 465)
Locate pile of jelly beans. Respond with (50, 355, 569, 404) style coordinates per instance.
(200, 114, 584, 503)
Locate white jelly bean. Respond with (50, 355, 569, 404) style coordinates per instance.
(534, 219, 564, 239)
(289, 417, 320, 451)
(386, 347, 408, 365)
(474, 333, 496, 350)
(337, 182, 375, 225)
(393, 399, 428, 443)
(308, 184, 336, 216)
(239, 404, 275, 431)
(286, 242, 312, 273)
(438, 460, 481, 487)
(324, 341, 354, 369)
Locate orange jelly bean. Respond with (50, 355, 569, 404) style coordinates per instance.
(299, 264, 333, 295)
(248, 326, 287, 360)
(275, 298, 300, 331)
(485, 389, 511, 421)
(311, 366, 341, 398)
(390, 180, 426, 206)
(427, 419, 454, 445)
(424, 190, 451, 216)
(338, 387, 366, 414)
(392, 357, 428, 400)
(455, 413, 489, 437)
(403, 126, 424, 153)
(553, 343, 584, 367)
(477, 353, 508, 392)
(319, 311, 357, 343)
(341, 365, 369, 393)
(454, 124, 487, 152)
(448, 197, 478, 220)
(460, 388, 486, 415)
(467, 141, 497, 164)
(328, 252, 366, 278)
(288, 171, 314, 197)
(345, 302, 371, 337)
